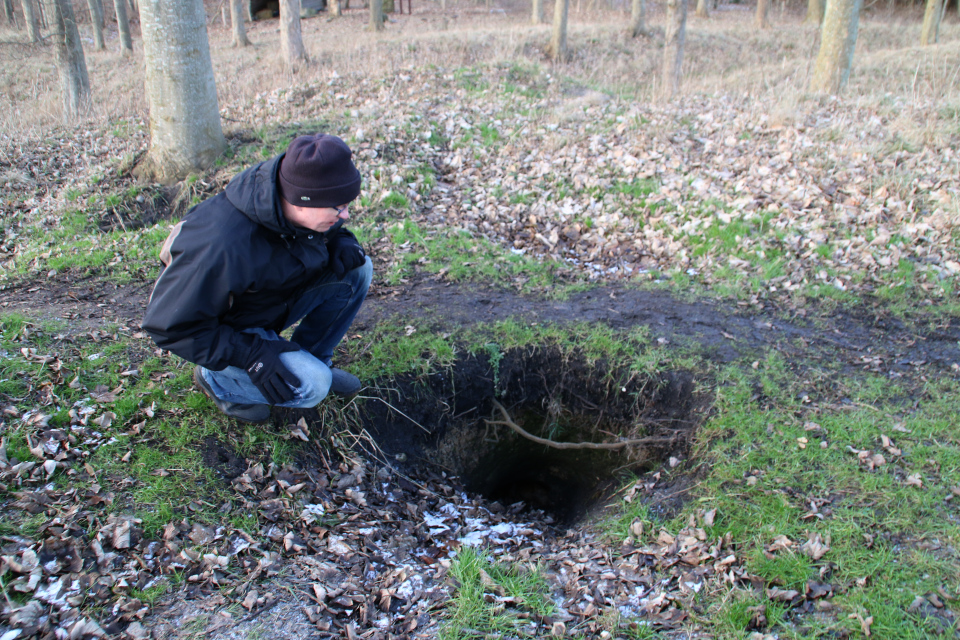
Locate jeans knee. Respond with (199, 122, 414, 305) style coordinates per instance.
(281, 353, 332, 407)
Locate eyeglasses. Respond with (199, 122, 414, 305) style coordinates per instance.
(333, 205, 348, 218)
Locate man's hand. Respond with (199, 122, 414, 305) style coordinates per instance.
(245, 339, 302, 405)
(328, 234, 366, 279)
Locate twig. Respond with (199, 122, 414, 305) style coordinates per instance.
(348, 394, 430, 433)
(487, 399, 676, 451)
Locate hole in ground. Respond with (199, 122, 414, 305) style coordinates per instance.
(335, 347, 706, 524)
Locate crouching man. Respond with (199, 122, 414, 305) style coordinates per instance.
(142, 133, 372, 423)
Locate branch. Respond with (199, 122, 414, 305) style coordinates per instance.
(487, 399, 676, 451)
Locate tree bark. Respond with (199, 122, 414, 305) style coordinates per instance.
(755, 0, 770, 27)
(22, 0, 40, 41)
(135, 0, 226, 184)
(629, 0, 645, 36)
(810, 0, 861, 93)
(531, 0, 542, 24)
(661, 0, 687, 96)
(279, 0, 307, 66)
(369, 0, 383, 30)
(95, 0, 103, 26)
(804, 0, 823, 23)
(86, 0, 105, 49)
(3, 0, 16, 26)
(52, 0, 90, 119)
(695, 0, 708, 17)
(330, 0, 341, 16)
(230, 0, 250, 45)
(920, 0, 942, 44)
(114, 0, 133, 53)
(548, 0, 568, 61)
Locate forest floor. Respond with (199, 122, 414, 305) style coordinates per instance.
(0, 2, 959, 640)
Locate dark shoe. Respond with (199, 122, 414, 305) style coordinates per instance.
(329, 368, 361, 398)
(194, 367, 271, 424)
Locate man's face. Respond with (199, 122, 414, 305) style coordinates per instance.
(281, 199, 350, 233)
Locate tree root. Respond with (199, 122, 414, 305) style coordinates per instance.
(486, 399, 677, 451)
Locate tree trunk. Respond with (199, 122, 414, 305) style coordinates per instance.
(3, 0, 16, 26)
(531, 0, 542, 24)
(661, 0, 687, 96)
(135, 0, 225, 184)
(114, 0, 133, 53)
(22, 0, 40, 41)
(695, 0, 708, 17)
(230, 0, 250, 45)
(810, 0, 861, 93)
(369, 0, 383, 30)
(86, 0, 105, 49)
(548, 0, 568, 61)
(920, 0, 942, 44)
(279, 0, 307, 66)
(95, 0, 103, 25)
(755, 0, 770, 27)
(804, 0, 823, 23)
(52, 0, 90, 119)
(629, 0, 645, 35)
(330, 0, 341, 16)
(128, 0, 137, 18)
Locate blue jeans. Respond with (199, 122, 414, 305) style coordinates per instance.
(198, 257, 372, 408)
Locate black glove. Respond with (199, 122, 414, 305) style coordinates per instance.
(328, 233, 366, 279)
(244, 339, 302, 405)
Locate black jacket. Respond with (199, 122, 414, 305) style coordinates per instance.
(141, 154, 359, 371)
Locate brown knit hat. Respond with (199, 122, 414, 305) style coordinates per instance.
(278, 134, 361, 208)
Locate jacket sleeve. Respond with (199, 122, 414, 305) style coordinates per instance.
(141, 218, 260, 371)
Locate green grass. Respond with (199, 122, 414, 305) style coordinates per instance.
(440, 547, 554, 640)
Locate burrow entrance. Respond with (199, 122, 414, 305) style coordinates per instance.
(349, 347, 707, 525)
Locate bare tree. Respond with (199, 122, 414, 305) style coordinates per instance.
(662, 0, 687, 96)
(230, 0, 250, 46)
(330, 0, 341, 16)
(279, 0, 307, 66)
(86, 0, 105, 49)
(805, 0, 823, 23)
(114, 0, 133, 54)
(134, 0, 226, 184)
(695, 0, 708, 17)
(52, 0, 90, 119)
(369, 0, 383, 30)
(629, 0, 646, 36)
(531, 0, 543, 24)
(755, 0, 770, 27)
(548, 0, 568, 61)
(920, 0, 943, 44)
(810, 0, 862, 93)
(22, 0, 40, 42)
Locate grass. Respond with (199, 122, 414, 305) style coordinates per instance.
(440, 546, 554, 640)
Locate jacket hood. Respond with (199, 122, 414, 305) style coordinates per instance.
(223, 155, 295, 235)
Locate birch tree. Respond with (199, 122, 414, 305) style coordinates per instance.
(532, 0, 543, 25)
(114, 0, 133, 53)
(52, 0, 90, 119)
(662, 0, 687, 96)
(230, 0, 250, 46)
(86, 0, 105, 49)
(134, 0, 226, 184)
(280, 0, 307, 65)
(629, 0, 646, 36)
(369, 0, 384, 31)
(22, 0, 39, 42)
(548, 0, 569, 62)
(810, 0, 862, 93)
(920, 0, 943, 45)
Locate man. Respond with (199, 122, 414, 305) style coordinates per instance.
(142, 133, 372, 424)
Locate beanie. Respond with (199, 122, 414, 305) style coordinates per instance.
(278, 134, 362, 208)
